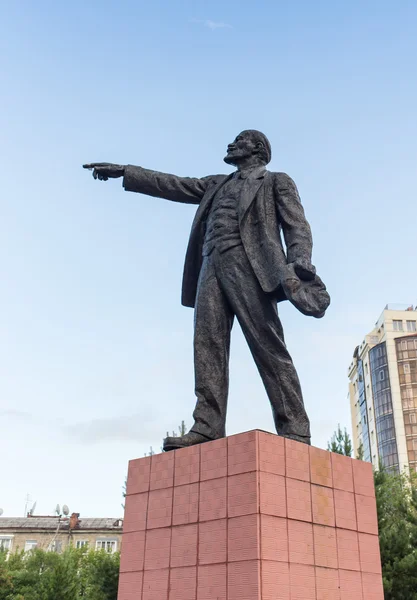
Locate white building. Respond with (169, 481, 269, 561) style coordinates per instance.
(348, 304, 417, 473)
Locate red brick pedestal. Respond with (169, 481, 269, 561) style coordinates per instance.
(118, 430, 384, 599)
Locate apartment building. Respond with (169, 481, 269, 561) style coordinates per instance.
(348, 304, 417, 473)
(0, 512, 123, 554)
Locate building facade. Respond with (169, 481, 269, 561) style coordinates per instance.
(0, 512, 123, 554)
(348, 304, 417, 473)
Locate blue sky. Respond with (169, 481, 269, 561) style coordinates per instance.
(1, 0, 416, 518)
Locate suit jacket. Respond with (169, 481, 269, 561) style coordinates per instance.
(123, 165, 329, 317)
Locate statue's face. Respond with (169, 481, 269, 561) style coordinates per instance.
(224, 131, 259, 166)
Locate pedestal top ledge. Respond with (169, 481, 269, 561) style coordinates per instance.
(125, 429, 374, 498)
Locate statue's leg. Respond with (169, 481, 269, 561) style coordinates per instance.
(217, 246, 311, 441)
(190, 253, 234, 440)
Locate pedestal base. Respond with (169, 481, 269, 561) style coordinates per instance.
(119, 430, 384, 599)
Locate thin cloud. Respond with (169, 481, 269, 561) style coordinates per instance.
(191, 18, 233, 31)
(1, 409, 32, 421)
(205, 20, 232, 30)
(63, 414, 162, 445)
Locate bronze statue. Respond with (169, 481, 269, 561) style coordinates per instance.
(84, 130, 330, 450)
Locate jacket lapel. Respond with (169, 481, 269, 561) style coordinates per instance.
(238, 168, 267, 224)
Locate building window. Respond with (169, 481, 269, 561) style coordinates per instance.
(95, 539, 117, 553)
(393, 320, 403, 331)
(407, 321, 417, 332)
(379, 371, 385, 381)
(0, 537, 13, 552)
(24, 540, 38, 552)
(76, 540, 88, 549)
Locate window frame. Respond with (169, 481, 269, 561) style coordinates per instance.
(0, 536, 13, 552)
(95, 539, 118, 553)
(393, 320, 404, 331)
(24, 540, 38, 552)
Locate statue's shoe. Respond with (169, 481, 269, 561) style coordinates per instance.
(163, 431, 212, 452)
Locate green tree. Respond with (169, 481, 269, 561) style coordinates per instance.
(374, 467, 417, 599)
(327, 424, 353, 456)
(356, 441, 365, 461)
(79, 548, 120, 600)
(166, 420, 187, 439)
(0, 547, 120, 600)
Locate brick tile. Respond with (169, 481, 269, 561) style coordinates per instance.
(169, 566, 197, 600)
(339, 569, 363, 600)
(171, 523, 198, 568)
(173, 483, 199, 525)
(260, 514, 288, 562)
(147, 487, 173, 529)
(119, 530, 145, 572)
(288, 520, 314, 565)
(334, 489, 357, 531)
(285, 438, 310, 482)
(123, 492, 148, 533)
(289, 563, 316, 600)
(228, 430, 258, 476)
(118, 571, 143, 600)
(174, 445, 200, 486)
(286, 478, 312, 522)
(228, 560, 260, 600)
(197, 564, 226, 600)
(200, 438, 227, 481)
(337, 529, 360, 572)
(310, 446, 333, 488)
(313, 524, 338, 569)
(312, 484, 335, 527)
(142, 568, 169, 600)
(198, 519, 227, 564)
(361, 572, 384, 599)
(331, 453, 354, 493)
(352, 460, 375, 497)
(149, 451, 174, 491)
(259, 471, 286, 518)
(316, 566, 340, 600)
(126, 456, 151, 495)
(199, 477, 226, 522)
(228, 471, 258, 517)
(228, 514, 259, 562)
(261, 560, 290, 599)
(356, 494, 378, 534)
(358, 533, 382, 574)
(144, 527, 171, 570)
(258, 431, 285, 476)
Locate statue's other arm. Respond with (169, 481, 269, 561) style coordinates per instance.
(274, 173, 316, 281)
(83, 162, 210, 205)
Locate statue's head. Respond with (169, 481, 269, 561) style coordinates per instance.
(224, 130, 272, 167)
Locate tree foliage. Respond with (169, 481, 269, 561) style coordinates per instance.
(0, 547, 120, 600)
(375, 468, 417, 600)
(327, 424, 353, 457)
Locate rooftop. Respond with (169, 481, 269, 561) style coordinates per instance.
(384, 303, 416, 312)
(0, 516, 123, 531)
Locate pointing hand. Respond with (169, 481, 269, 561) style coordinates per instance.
(83, 163, 125, 181)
